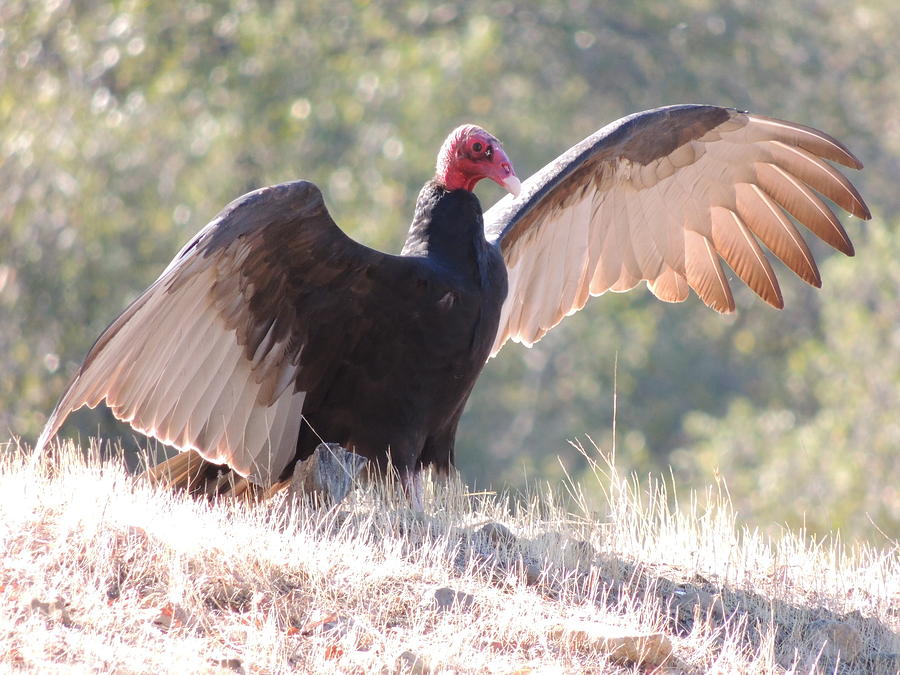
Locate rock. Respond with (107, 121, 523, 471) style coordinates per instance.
(430, 586, 475, 612)
(300, 611, 350, 637)
(549, 621, 673, 668)
(396, 650, 430, 674)
(565, 538, 597, 567)
(152, 603, 191, 632)
(208, 658, 245, 674)
(523, 559, 544, 586)
(872, 653, 900, 674)
(289, 443, 368, 505)
(29, 596, 73, 626)
(805, 619, 863, 661)
(476, 522, 517, 545)
(670, 586, 726, 627)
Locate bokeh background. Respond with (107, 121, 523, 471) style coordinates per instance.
(3, 0, 898, 541)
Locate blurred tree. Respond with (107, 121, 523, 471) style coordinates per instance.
(1, 0, 894, 539)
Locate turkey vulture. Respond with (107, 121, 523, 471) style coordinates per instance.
(34, 105, 870, 505)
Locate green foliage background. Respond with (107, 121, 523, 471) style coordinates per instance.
(2, 0, 898, 541)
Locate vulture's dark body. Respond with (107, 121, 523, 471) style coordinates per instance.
(290, 182, 507, 478)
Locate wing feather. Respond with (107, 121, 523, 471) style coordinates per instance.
(172, 334, 246, 454)
(709, 206, 782, 308)
(647, 264, 690, 303)
(145, 315, 235, 439)
(74, 297, 161, 408)
(142, 305, 226, 433)
(113, 276, 214, 422)
(553, 197, 592, 320)
(486, 105, 868, 355)
(590, 212, 618, 294)
(755, 161, 855, 255)
(743, 115, 863, 168)
(760, 141, 869, 218)
(734, 182, 820, 286)
(222, 364, 265, 461)
(259, 390, 305, 481)
(613, 185, 648, 291)
(684, 230, 734, 312)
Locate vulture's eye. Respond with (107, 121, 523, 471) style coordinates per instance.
(472, 142, 483, 153)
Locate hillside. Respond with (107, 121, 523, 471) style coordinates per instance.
(1, 439, 897, 673)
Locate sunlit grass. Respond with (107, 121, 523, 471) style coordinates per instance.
(1, 438, 897, 673)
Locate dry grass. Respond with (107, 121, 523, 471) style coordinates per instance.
(1, 439, 898, 674)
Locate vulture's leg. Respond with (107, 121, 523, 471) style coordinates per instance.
(402, 469, 425, 512)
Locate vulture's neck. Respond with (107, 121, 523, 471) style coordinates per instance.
(401, 181, 489, 277)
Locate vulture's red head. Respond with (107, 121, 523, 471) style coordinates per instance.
(436, 125, 521, 196)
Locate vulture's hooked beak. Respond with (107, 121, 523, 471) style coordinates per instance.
(501, 174, 522, 197)
(487, 144, 521, 197)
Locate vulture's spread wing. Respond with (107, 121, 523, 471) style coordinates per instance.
(35, 181, 403, 484)
(484, 105, 870, 356)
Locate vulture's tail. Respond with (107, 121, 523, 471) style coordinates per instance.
(142, 451, 289, 500)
